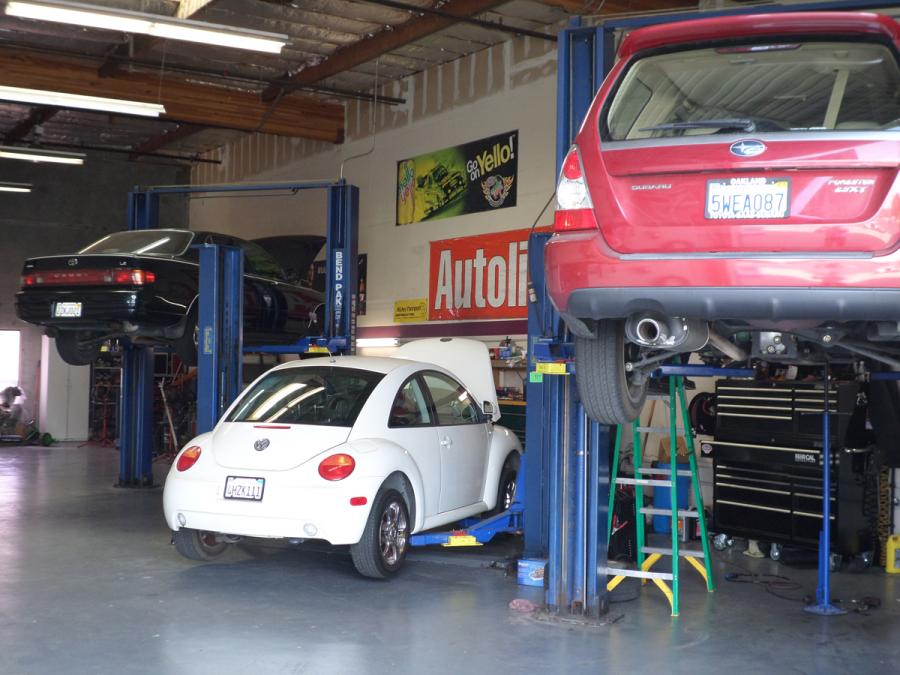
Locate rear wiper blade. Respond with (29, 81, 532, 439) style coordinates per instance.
(640, 118, 757, 133)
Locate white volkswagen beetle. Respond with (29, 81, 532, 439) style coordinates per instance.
(163, 338, 522, 578)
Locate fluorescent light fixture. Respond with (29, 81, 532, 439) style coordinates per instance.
(357, 338, 400, 348)
(6, 0, 288, 53)
(0, 145, 85, 165)
(0, 85, 165, 118)
(0, 182, 32, 193)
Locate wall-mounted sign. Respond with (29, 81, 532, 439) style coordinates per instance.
(397, 130, 518, 226)
(429, 227, 542, 321)
(394, 298, 429, 323)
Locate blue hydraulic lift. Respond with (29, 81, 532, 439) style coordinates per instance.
(526, 0, 889, 617)
(118, 180, 358, 485)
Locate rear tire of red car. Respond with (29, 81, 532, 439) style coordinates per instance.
(576, 320, 647, 425)
(55, 331, 101, 366)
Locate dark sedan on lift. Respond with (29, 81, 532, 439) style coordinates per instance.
(16, 229, 325, 366)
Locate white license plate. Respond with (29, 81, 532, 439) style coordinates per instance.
(224, 476, 265, 501)
(53, 302, 82, 318)
(705, 178, 790, 219)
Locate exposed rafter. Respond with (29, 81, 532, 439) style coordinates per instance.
(261, 0, 510, 101)
(536, 0, 698, 14)
(129, 123, 204, 161)
(4, 106, 59, 143)
(98, 0, 225, 77)
(0, 47, 344, 142)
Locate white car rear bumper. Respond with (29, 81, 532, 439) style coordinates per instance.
(163, 470, 385, 546)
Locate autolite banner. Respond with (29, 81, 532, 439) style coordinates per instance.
(397, 130, 518, 226)
(429, 227, 537, 321)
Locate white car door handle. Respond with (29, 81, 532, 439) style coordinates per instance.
(440, 436, 452, 447)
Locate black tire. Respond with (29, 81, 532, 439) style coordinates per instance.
(490, 454, 520, 516)
(172, 528, 228, 561)
(55, 332, 101, 366)
(350, 488, 410, 579)
(174, 306, 198, 366)
(575, 320, 647, 425)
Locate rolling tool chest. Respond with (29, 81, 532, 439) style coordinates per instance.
(710, 380, 876, 556)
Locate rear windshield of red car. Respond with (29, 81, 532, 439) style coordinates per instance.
(79, 230, 194, 256)
(604, 40, 900, 141)
(225, 366, 384, 427)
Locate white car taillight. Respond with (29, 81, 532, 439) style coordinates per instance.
(554, 145, 599, 232)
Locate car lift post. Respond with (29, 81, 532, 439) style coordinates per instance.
(196, 244, 244, 434)
(119, 180, 358, 485)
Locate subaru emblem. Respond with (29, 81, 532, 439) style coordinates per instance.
(67, 258, 78, 266)
(253, 438, 270, 452)
(730, 140, 766, 158)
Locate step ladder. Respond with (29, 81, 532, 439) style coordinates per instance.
(606, 374, 715, 616)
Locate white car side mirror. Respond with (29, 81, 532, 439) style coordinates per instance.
(482, 401, 495, 418)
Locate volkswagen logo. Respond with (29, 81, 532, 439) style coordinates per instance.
(67, 258, 78, 266)
(253, 438, 270, 452)
(730, 140, 766, 158)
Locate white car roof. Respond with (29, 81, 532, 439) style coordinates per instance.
(269, 355, 412, 375)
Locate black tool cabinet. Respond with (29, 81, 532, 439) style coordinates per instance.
(710, 379, 875, 556)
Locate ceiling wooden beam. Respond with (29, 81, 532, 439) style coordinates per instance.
(261, 0, 510, 101)
(0, 47, 344, 142)
(4, 106, 59, 143)
(129, 123, 204, 161)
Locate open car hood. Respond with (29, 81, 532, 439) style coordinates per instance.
(395, 338, 500, 422)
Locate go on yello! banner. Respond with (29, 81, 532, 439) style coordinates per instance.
(429, 227, 543, 321)
(397, 130, 518, 226)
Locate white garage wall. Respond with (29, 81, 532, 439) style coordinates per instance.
(189, 37, 559, 331)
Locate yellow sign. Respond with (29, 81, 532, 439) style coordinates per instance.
(536, 362, 568, 375)
(394, 298, 428, 323)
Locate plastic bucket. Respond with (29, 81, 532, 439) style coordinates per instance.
(652, 462, 690, 533)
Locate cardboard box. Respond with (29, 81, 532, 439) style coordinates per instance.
(658, 435, 691, 461)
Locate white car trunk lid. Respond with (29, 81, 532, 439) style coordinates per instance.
(211, 422, 350, 471)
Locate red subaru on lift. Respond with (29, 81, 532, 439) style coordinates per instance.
(546, 11, 900, 424)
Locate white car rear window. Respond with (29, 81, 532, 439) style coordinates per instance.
(226, 367, 383, 427)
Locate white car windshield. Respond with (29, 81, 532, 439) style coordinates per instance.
(225, 366, 383, 427)
(605, 40, 900, 141)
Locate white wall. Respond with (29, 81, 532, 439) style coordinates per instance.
(39, 336, 89, 442)
(190, 37, 558, 332)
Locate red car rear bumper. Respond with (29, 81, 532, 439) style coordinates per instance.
(545, 231, 900, 323)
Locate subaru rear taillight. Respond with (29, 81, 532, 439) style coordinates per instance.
(19, 268, 156, 287)
(176, 446, 202, 472)
(554, 145, 598, 232)
(318, 453, 356, 481)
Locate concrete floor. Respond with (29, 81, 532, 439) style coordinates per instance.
(1, 444, 898, 675)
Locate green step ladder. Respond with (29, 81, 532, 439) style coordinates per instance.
(606, 374, 715, 616)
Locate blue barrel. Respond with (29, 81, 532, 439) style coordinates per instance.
(652, 462, 690, 533)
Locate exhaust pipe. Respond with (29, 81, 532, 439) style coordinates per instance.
(625, 313, 708, 352)
(707, 329, 748, 362)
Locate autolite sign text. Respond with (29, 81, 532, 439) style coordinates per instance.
(429, 227, 538, 321)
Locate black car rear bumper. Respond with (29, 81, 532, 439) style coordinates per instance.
(15, 288, 184, 334)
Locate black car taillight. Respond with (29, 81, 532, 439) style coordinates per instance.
(20, 268, 156, 286)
